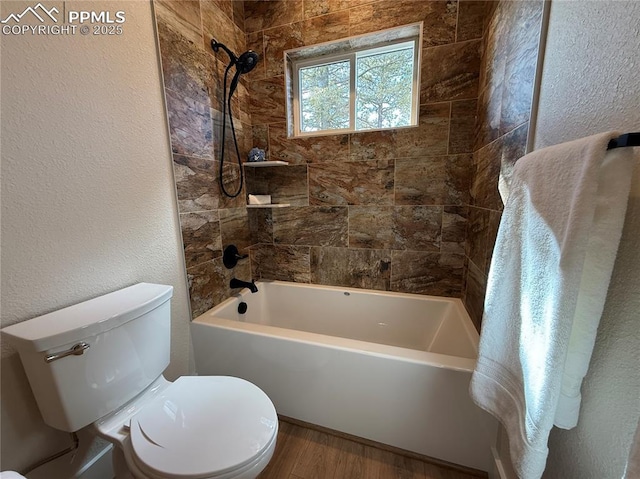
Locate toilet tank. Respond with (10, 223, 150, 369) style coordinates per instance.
(2, 283, 173, 432)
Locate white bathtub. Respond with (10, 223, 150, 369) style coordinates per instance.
(191, 281, 496, 472)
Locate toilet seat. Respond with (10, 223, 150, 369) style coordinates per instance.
(101, 375, 278, 479)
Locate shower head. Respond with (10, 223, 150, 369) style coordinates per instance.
(211, 39, 259, 75)
(236, 51, 259, 74)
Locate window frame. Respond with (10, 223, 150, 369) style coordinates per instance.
(290, 34, 421, 138)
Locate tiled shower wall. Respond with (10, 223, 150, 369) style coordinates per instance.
(245, 0, 487, 297)
(462, 0, 544, 329)
(154, 0, 254, 317)
(155, 0, 543, 321)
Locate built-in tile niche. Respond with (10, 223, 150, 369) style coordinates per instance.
(246, 0, 486, 298)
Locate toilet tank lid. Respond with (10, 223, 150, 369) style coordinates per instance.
(2, 283, 173, 353)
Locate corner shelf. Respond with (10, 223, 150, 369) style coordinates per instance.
(246, 203, 291, 209)
(243, 161, 289, 167)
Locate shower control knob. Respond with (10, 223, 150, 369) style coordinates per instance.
(223, 245, 248, 269)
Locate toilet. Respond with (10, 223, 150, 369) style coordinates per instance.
(2, 283, 278, 479)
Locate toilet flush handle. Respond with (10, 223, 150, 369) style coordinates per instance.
(44, 342, 90, 363)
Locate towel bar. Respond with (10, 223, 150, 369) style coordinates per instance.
(607, 132, 640, 150)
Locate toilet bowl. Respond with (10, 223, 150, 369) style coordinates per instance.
(2, 283, 278, 479)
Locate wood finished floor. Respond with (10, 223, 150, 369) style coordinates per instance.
(258, 420, 486, 479)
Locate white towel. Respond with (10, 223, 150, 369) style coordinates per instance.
(248, 194, 271, 205)
(0, 472, 27, 479)
(470, 132, 634, 479)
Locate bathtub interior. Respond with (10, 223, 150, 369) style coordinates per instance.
(205, 281, 478, 360)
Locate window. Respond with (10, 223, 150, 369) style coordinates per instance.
(286, 24, 422, 137)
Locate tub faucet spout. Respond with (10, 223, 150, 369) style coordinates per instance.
(230, 278, 258, 293)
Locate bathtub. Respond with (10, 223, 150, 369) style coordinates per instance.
(191, 281, 497, 472)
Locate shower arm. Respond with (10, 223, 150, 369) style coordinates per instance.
(211, 39, 237, 65)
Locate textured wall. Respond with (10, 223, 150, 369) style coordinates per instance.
(245, 0, 486, 297)
(534, 1, 640, 477)
(1, 0, 191, 471)
(462, 0, 544, 329)
(154, 0, 254, 317)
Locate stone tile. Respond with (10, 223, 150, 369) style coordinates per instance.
(220, 207, 251, 252)
(154, 0, 202, 47)
(173, 155, 245, 212)
(310, 247, 391, 291)
(444, 153, 473, 206)
(471, 136, 503, 211)
(504, 0, 544, 66)
(187, 256, 251, 318)
(349, 0, 457, 48)
(248, 209, 273, 244)
(393, 206, 442, 251)
(349, 130, 395, 162)
(302, 11, 350, 46)
(251, 123, 269, 156)
(350, 103, 450, 160)
(246, 31, 266, 80)
(394, 103, 451, 158)
(244, 0, 304, 33)
(348, 206, 442, 251)
(442, 205, 468, 254)
(212, 109, 252, 167)
(212, 153, 249, 202)
(264, 23, 303, 78)
(348, 206, 394, 249)
(270, 123, 349, 164)
(421, 40, 481, 103)
(500, 40, 538, 135)
(390, 251, 464, 297)
(157, 20, 214, 109)
(165, 89, 214, 160)
(500, 122, 529, 192)
(479, 0, 509, 93)
(449, 99, 477, 154)
(461, 255, 469, 303)
(474, 79, 503, 151)
(466, 206, 490, 273)
(309, 160, 394, 206)
(206, 0, 233, 21)
(228, 78, 252, 126)
(395, 157, 446, 205)
(180, 211, 222, 268)
(273, 207, 348, 246)
(457, 1, 488, 42)
(201, 0, 246, 56)
(249, 76, 286, 124)
(245, 165, 309, 206)
(463, 258, 486, 331)
(250, 244, 311, 282)
(395, 154, 472, 206)
(173, 155, 218, 212)
(232, 0, 245, 31)
(209, 0, 234, 20)
(303, 0, 359, 18)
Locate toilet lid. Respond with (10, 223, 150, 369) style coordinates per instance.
(129, 376, 277, 479)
